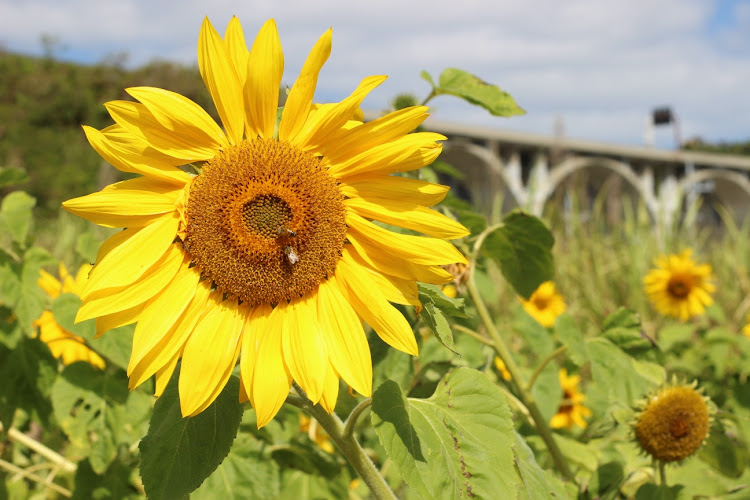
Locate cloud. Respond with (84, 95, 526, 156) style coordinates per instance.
(1, 0, 748, 147)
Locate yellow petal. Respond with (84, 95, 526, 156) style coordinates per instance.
(83, 212, 179, 294)
(245, 19, 283, 138)
(294, 75, 387, 150)
(179, 297, 244, 416)
(154, 350, 180, 397)
(318, 363, 340, 413)
(344, 248, 421, 310)
(339, 174, 449, 207)
(63, 180, 180, 229)
(317, 277, 372, 397)
(281, 295, 328, 404)
(346, 212, 467, 266)
(253, 305, 292, 428)
(323, 106, 430, 162)
(328, 132, 445, 179)
(128, 257, 200, 373)
(95, 303, 144, 339)
(224, 16, 249, 86)
(335, 252, 418, 355)
(106, 92, 224, 162)
(83, 125, 189, 186)
(279, 28, 331, 142)
(76, 244, 184, 322)
(345, 197, 469, 239)
(128, 280, 212, 390)
(38, 269, 62, 299)
(240, 303, 273, 408)
(198, 17, 244, 146)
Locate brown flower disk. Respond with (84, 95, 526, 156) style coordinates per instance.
(634, 385, 710, 462)
(183, 139, 347, 305)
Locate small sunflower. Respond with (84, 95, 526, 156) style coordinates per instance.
(493, 356, 511, 381)
(520, 281, 566, 328)
(633, 379, 711, 463)
(550, 368, 591, 430)
(34, 263, 105, 369)
(63, 17, 467, 426)
(299, 414, 334, 454)
(643, 249, 714, 321)
(742, 313, 750, 338)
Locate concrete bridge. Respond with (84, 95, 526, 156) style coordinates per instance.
(423, 119, 750, 228)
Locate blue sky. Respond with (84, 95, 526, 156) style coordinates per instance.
(1, 0, 749, 149)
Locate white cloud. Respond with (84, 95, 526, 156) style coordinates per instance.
(1, 0, 748, 147)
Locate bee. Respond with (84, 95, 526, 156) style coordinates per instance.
(276, 225, 297, 238)
(283, 245, 300, 265)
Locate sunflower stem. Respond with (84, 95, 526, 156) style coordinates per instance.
(288, 393, 396, 500)
(466, 237, 575, 483)
(343, 398, 373, 441)
(658, 460, 667, 486)
(453, 324, 494, 346)
(526, 345, 568, 392)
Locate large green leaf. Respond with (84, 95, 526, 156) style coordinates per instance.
(554, 314, 587, 366)
(513, 433, 572, 499)
(481, 211, 554, 299)
(422, 68, 525, 117)
(192, 433, 280, 500)
(371, 367, 518, 499)
(50, 363, 131, 473)
(139, 372, 244, 500)
(0, 337, 57, 427)
(0, 191, 36, 247)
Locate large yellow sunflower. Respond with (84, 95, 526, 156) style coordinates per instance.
(63, 17, 468, 426)
(643, 249, 714, 321)
(520, 281, 566, 328)
(34, 263, 105, 369)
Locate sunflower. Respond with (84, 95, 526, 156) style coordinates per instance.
(550, 368, 591, 430)
(34, 263, 105, 369)
(633, 379, 711, 463)
(62, 17, 467, 426)
(643, 249, 714, 321)
(520, 281, 566, 328)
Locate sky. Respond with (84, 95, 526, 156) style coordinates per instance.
(1, 0, 749, 149)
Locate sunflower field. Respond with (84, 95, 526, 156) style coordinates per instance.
(2, 16, 750, 500)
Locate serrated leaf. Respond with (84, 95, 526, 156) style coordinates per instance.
(555, 314, 587, 366)
(513, 433, 572, 499)
(419, 301, 458, 355)
(0, 337, 57, 427)
(435, 68, 525, 117)
(50, 363, 129, 472)
(0, 167, 29, 188)
(481, 211, 554, 299)
(192, 434, 280, 500)
(371, 367, 518, 500)
(418, 283, 468, 318)
(0, 191, 36, 246)
(139, 372, 244, 500)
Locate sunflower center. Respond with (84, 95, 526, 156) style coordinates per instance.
(533, 296, 550, 310)
(183, 138, 347, 305)
(670, 414, 690, 438)
(667, 278, 690, 298)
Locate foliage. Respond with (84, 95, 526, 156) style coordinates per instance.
(1, 54, 749, 500)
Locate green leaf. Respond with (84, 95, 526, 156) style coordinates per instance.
(435, 68, 525, 117)
(0, 337, 57, 427)
(139, 372, 244, 500)
(50, 363, 130, 472)
(635, 483, 682, 500)
(0, 191, 36, 247)
(51, 293, 95, 339)
(554, 314, 587, 366)
(513, 433, 572, 499)
(15, 246, 55, 332)
(418, 284, 468, 355)
(71, 458, 142, 500)
(481, 211, 554, 299)
(420, 70, 436, 88)
(698, 419, 748, 478)
(418, 283, 468, 318)
(601, 308, 654, 356)
(0, 167, 29, 188)
(75, 232, 102, 264)
(278, 469, 349, 500)
(371, 367, 518, 500)
(192, 433, 280, 500)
